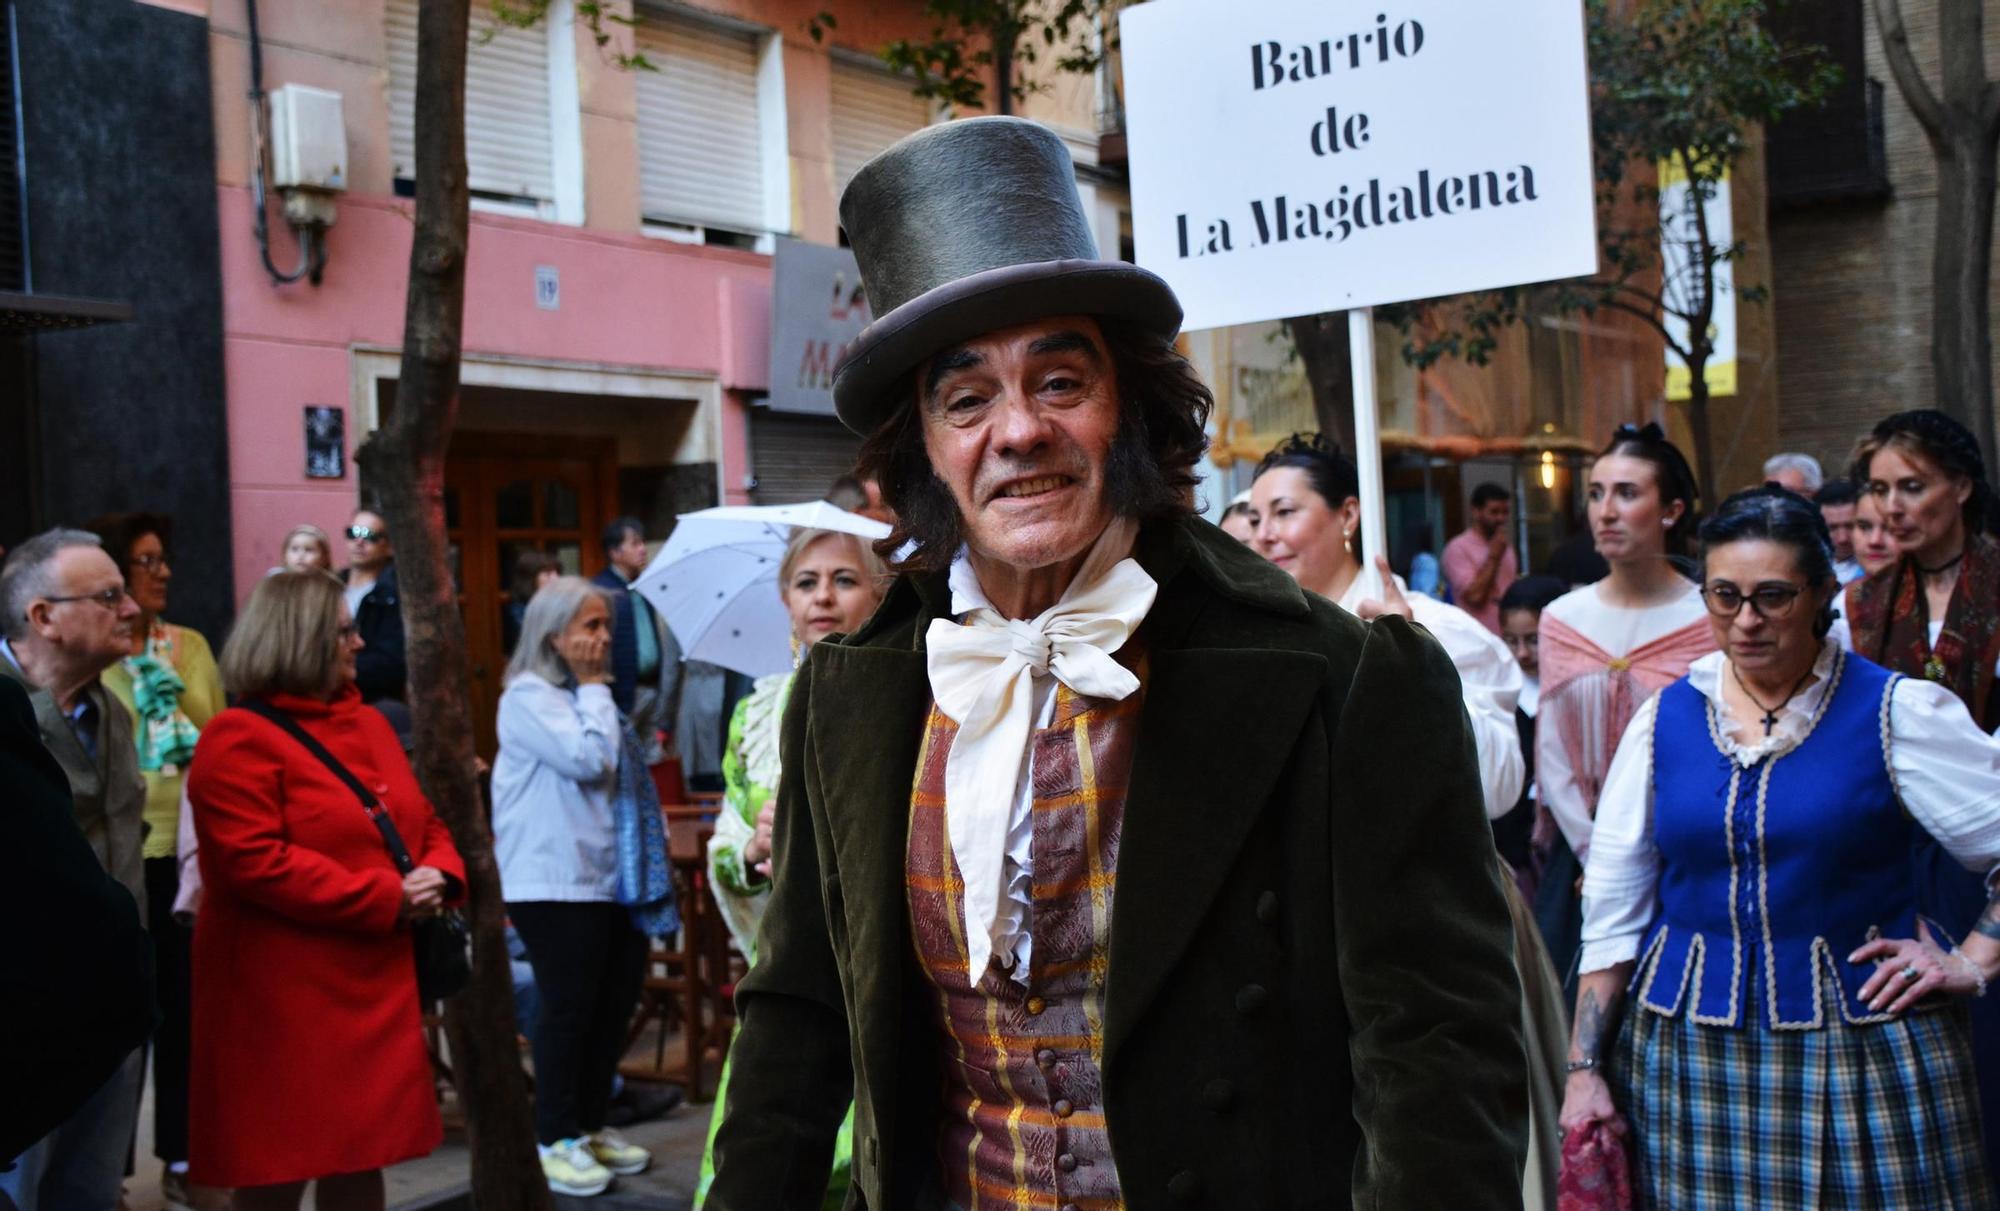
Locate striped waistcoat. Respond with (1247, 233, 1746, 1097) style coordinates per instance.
(905, 679, 1143, 1211)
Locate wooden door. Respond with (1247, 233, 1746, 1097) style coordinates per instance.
(446, 433, 618, 759)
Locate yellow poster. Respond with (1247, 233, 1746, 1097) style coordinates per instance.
(1659, 159, 1736, 401)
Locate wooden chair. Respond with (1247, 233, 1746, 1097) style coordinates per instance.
(620, 814, 737, 1101)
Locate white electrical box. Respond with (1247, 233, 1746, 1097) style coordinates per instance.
(269, 84, 347, 192)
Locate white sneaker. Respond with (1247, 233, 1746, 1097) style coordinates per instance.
(539, 1137, 613, 1196)
(587, 1126, 652, 1176)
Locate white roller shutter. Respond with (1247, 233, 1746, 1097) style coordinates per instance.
(634, 16, 765, 233)
(749, 410, 862, 505)
(387, 0, 555, 203)
(830, 60, 930, 196)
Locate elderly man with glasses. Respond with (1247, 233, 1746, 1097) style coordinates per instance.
(0, 527, 151, 1210)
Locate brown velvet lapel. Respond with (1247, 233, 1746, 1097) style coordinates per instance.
(1101, 643, 1326, 1072)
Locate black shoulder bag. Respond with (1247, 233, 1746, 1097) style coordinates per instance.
(242, 701, 472, 1002)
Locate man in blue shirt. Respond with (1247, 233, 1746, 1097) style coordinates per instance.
(593, 518, 679, 764)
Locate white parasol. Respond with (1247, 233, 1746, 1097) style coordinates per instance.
(631, 501, 893, 679)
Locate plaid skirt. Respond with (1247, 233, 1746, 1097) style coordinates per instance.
(1610, 985, 1995, 1210)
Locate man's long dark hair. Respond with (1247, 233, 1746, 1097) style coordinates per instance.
(853, 320, 1213, 572)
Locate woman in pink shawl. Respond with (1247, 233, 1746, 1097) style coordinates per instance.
(1534, 424, 1716, 997)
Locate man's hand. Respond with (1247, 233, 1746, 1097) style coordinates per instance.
(743, 802, 777, 878)
(1487, 529, 1511, 559)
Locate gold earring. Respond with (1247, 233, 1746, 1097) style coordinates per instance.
(790, 633, 803, 668)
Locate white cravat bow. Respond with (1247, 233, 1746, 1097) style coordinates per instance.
(923, 518, 1157, 979)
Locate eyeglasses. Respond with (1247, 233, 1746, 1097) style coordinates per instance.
(1701, 582, 1807, 620)
(132, 553, 169, 573)
(346, 526, 385, 542)
(44, 587, 131, 611)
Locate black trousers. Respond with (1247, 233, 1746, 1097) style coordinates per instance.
(507, 901, 648, 1145)
(143, 856, 192, 1165)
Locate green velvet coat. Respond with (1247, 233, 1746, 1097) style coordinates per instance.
(709, 517, 1527, 1210)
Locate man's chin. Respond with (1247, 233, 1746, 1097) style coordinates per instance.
(966, 515, 1110, 573)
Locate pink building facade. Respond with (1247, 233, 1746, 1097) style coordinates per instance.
(174, 0, 1124, 747)
(193, 0, 1103, 599)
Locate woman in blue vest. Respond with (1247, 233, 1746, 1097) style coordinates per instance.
(1559, 484, 2000, 1207)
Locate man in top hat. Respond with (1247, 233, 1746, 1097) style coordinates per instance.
(708, 117, 1525, 1209)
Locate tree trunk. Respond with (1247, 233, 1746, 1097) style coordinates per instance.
(1284, 313, 1357, 450)
(354, 1, 552, 1206)
(1932, 127, 2000, 475)
(1683, 364, 1719, 512)
(1875, 0, 2000, 473)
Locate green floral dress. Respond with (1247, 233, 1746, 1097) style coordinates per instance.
(694, 672, 853, 1210)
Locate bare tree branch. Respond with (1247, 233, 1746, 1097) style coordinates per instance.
(1875, 0, 1946, 138)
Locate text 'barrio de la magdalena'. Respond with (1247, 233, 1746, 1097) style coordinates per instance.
(1175, 15, 1545, 259)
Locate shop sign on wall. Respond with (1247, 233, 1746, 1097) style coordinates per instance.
(1121, 0, 1598, 330)
(765, 237, 872, 416)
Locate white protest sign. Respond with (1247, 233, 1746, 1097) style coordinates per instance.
(1121, 0, 1598, 332)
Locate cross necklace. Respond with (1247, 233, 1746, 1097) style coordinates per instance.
(1730, 660, 1819, 737)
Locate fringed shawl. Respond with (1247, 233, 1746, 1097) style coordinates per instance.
(1538, 612, 1715, 819)
(1846, 532, 2000, 730)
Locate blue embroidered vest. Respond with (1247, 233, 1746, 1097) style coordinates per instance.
(1633, 651, 1915, 1029)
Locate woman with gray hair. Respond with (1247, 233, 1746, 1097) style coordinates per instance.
(492, 575, 675, 1199)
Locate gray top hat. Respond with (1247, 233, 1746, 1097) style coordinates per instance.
(830, 116, 1183, 436)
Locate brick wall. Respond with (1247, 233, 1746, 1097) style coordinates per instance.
(1768, 0, 1995, 480)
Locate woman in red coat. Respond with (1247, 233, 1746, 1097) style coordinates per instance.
(186, 571, 464, 1210)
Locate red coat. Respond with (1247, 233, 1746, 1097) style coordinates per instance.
(185, 687, 464, 1187)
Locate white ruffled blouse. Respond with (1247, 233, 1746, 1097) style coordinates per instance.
(1579, 640, 2000, 974)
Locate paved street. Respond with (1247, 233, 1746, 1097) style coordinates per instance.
(122, 1057, 710, 1210)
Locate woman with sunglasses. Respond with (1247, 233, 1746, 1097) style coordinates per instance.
(1535, 425, 1716, 995)
(340, 507, 407, 705)
(1562, 485, 2000, 1207)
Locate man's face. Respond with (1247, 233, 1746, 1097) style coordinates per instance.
(610, 530, 650, 579)
(33, 547, 139, 670)
(347, 511, 391, 571)
(857, 480, 894, 525)
(917, 316, 1122, 575)
(1474, 498, 1511, 537)
(1821, 502, 1856, 562)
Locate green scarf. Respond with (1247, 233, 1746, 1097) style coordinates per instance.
(125, 631, 201, 773)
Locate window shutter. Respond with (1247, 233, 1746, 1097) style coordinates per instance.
(749, 410, 862, 505)
(1764, 0, 1888, 206)
(387, 0, 555, 203)
(829, 60, 930, 197)
(634, 16, 764, 233)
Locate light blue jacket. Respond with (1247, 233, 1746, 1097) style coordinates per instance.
(491, 674, 620, 902)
